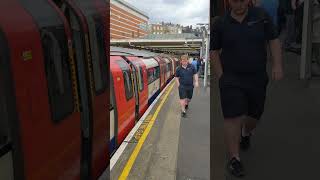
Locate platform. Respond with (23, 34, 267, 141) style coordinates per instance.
(212, 51, 320, 180)
(105, 78, 210, 180)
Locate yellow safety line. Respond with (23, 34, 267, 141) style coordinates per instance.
(119, 82, 175, 180)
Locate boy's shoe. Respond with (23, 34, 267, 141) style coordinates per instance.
(228, 157, 245, 178)
(181, 111, 186, 118)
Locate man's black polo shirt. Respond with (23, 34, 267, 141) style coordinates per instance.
(210, 7, 278, 75)
(176, 64, 196, 89)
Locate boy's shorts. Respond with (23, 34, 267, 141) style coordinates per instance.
(219, 73, 269, 120)
(179, 86, 193, 100)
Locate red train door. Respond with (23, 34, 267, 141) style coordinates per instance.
(123, 57, 140, 122)
(126, 57, 148, 119)
(1, 1, 82, 179)
(58, 0, 109, 178)
(0, 27, 16, 180)
(110, 58, 136, 144)
(154, 57, 166, 90)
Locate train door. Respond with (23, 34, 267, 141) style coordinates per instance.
(127, 57, 148, 118)
(60, 1, 109, 178)
(110, 58, 135, 146)
(1, 1, 82, 179)
(110, 75, 117, 155)
(170, 58, 175, 77)
(163, 58, 171, 83)
(0, 28, 14, 180)
(125, 58, 140, 122)
(154, 57, 165, 90)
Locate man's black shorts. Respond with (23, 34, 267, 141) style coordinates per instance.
(219, 73, 269, 120)
(179, 86, 193, 100)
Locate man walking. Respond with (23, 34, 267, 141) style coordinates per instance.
(210, 0, 283, 177)
(175, 55, 199, 118)
(191, 58, 198, 72)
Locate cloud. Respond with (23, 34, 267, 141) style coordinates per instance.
(124, 0, 209, 27)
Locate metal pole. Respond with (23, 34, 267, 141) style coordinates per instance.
(300, 0, 313, 79)
(204, 36, 209, 87)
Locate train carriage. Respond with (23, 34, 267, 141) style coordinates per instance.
(110, 57, 135, 154)
(141, 58, 161, 105)
(0, 0, 110, 179)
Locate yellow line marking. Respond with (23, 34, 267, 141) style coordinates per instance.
(133, 115, 152, 141)
(119, 82, 175, 180)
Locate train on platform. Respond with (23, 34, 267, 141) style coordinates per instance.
(109, 47, 180, 155)
(0, 0, 110, 179)
(0, 1, 180, 179)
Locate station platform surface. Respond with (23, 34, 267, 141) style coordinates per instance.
(108, 78, 210, 180)
(212, 51, 320, 180)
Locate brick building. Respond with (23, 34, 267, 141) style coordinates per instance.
(110, 0, 149, 39)
(150, 22, 182, 35)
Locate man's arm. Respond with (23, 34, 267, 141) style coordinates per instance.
(175, 77, 180, 87)
(210, 16, 223, 79)
(193, 73, 199, 87)
(210, 50, 223, 79)
(269, 39, 283, 80)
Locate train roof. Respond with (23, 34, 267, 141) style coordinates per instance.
(110, 46, 159, 57)
(140, 58, 158, 69)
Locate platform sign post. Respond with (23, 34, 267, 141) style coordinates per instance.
(204, 36, 209, 87)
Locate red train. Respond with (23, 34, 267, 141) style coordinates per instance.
(0, 0, 109, 179)
(110, 47, 179, 155)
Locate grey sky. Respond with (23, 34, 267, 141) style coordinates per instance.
(124, 0, 209, 27)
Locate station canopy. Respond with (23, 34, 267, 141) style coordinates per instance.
(110, 33, 203, 55)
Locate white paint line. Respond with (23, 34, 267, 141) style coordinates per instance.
(110, 79, 175, 170)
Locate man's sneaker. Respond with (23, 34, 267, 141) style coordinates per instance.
(228, 157, 245, 178)
(240, 134, 251, 151)
(185, 104, 189, 110)
(181, 111, 186, 118)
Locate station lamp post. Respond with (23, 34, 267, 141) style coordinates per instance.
(197, 23, 209, 87)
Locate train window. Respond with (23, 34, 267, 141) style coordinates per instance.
(70, 0, 108, 94)
(123, 70, 133, 100)
(41, 28, 74, 123)
(147, 66, 160, 85)
(88, 17, 107, 95)
(138, 66, 144, 92)
(147, 68, 155, 84)
(0, 30, 10, 148)
(0, 80, 9, 147)
(18, 1, 75, 122)
(155, 66, 160, 79)
(115, 59, 133, 101)
(110, 80, 115, 110)
(167, 63, 171, 72)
